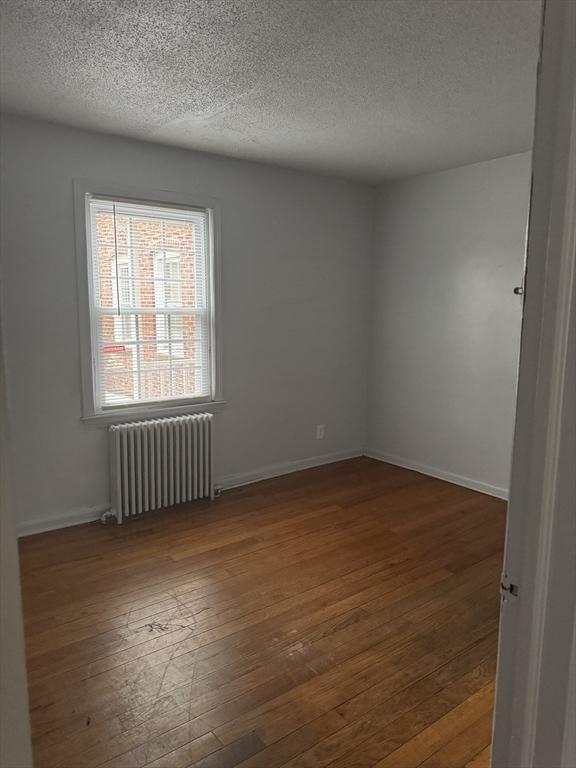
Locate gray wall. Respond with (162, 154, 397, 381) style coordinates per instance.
(0, 115, 373, 533)
(367, 153, 531, 497)
(0, 313, 33, 767)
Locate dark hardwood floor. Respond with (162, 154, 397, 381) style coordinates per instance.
(19, 457, 505, 768)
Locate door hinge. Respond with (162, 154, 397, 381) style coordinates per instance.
(500, 574, 519, 599)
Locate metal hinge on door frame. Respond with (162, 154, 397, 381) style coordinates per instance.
(500, 573, 520, 599)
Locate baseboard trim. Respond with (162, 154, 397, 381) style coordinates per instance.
(17, 504, 110, 538)
(364, 448, 509, 500)
(17, 448, 503, 535)
(16, 449, 364, 536)
(217, 448, 364, 491)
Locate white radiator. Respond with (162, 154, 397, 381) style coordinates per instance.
(109, 413, 213, 523)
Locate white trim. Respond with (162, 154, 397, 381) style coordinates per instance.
(522, 125, 575, 765)
(216, 448, 364, 490)
(73, 179, 223, 421)
(81, 398, 227, 427)
(492, 1, 576, 765)
(364, 448, 508, 500)
(16, 504, 110, 537)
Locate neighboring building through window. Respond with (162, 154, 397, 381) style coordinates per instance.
(154, 252, 184, 357)
(84, 196, 214, 412)
(112, 257, 134, 345)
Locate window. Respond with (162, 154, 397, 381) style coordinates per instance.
(82, 194, 217, 416)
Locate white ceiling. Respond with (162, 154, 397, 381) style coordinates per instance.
(0, 0, 541, 182)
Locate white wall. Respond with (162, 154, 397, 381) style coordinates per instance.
(0, 114, 374, 534)
(367, 153, 532, 497)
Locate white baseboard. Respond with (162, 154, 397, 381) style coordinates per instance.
(364, 448, 509, 500)
(16, 449, 363, 536)
(217, 448, 364, 491)
(16, 448, 504, 536)
(17, 504, 110, 538)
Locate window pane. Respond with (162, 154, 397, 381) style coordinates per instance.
(93, 237, 205, 311)
(97, 313, 210, 406)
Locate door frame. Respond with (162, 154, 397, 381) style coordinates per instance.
(491, 1, 576, 766)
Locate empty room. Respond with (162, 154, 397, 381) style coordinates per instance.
(1, 1, 575, 767)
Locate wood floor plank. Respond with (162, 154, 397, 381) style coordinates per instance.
(372, 685, 495, 768)
(231, 711, 349, 768)
(106, 730, 222, 768)
(332, 682, 495, 768)
(20, 458, 505, 768)
(282, 667, 495, 768)
(464, 745, 492, 767)
(417, 711, 494, 767)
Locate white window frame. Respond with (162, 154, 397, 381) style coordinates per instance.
(74, 180, 224, 425)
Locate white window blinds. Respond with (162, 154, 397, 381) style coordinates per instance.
(86, 197, 213, 411)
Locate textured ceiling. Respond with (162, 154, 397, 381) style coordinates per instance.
(0, 0, 541, 182)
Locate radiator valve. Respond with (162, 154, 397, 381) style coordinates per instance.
(100, 510, 118, 525)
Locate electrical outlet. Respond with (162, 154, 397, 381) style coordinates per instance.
(316, 424, 325, 439)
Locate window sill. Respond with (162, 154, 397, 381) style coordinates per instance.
(82, 400, 227, 428)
